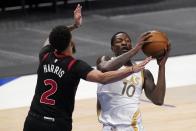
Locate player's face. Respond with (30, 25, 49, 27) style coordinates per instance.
(111, 33, 132, 56)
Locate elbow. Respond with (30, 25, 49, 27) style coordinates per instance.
(152, 100, 164, 106)
(99, 67, 110, 73)
(96, 73, 108, 85)
(98, 78, 108, 85)
(88, 70, 110, 85)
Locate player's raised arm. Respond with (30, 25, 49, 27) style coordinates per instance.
(144, 44, 171, 105)
(43, 4, 82, 47)
(97, 32, 152, 72)
(67, 4, 82, 31)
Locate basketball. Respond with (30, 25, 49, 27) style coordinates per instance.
(141, 30, 169, 58)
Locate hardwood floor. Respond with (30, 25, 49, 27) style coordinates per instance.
(0, 85, 196, 131)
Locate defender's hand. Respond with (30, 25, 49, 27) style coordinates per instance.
(74, 4, 82, 27)
(132, 56, 152, 73)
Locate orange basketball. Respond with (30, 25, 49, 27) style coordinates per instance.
(141, 30, 169, 58)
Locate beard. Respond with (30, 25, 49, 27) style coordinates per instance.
(120, 46, 130, 54)
(72, 44, 76, 54)
(71, 41, 76, 54)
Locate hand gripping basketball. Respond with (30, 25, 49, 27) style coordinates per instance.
(140, 30, 169, 59)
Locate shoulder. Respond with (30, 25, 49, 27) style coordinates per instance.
(143, 69, 154, 83)
(71, 59, 94, 79)
(96, 56, 111, 65)
(72, 59, 93, 70)
(75, 59, 90, 65)
(143, 69, 153, 78)
(39, 45, 54, 61)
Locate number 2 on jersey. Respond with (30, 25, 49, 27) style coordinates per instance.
(40, 79, 57, 105)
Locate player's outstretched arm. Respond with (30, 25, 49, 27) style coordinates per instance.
(88, 57, 152, 84)
(97, 33, 152, 72)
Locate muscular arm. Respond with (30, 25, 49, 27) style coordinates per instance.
(87, 57, 152, 84)
(97, 33, 151, 72)
(42, 4, 82, 47)
(97, 47, 140, 72)
(143, 66, 166, 105)
(87, 67, 134, 84)
(144, 43, 170, 105)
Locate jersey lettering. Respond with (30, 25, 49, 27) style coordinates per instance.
(122, 81, 136, 97)
(43, 64, 65, 78)
(40, 79, 57, 105)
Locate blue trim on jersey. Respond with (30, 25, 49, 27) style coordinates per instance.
(0, 77, 17, 86)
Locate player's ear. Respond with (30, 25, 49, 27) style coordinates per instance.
(111, 46, 115, 52)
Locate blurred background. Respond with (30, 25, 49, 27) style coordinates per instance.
(0, 0, 196, 78)
(0, 1, 196, 131)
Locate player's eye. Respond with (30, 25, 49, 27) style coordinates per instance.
(115, 39, 122, 43)
(125, 39, 130, 43)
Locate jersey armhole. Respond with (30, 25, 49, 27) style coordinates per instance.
(141, 70, 145, 89)
(41, 52, 49, 62)
(67, 59, 77, 71)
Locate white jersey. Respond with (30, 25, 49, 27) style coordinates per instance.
(97, 66, 144, 127)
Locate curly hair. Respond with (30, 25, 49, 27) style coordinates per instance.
(49, 25, 72, 52)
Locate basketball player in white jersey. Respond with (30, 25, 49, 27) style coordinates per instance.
(96, 31, 170, 131)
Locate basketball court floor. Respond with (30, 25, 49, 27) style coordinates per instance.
(0, 1, 196, 131)
(1, 85, 196, 131)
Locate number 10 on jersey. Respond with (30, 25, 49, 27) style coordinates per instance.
(122, 81, 136, 97)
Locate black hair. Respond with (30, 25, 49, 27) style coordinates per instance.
(110, 32, 131, 46)
(49, 25, 72, 52)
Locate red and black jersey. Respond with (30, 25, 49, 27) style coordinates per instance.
(30, 45, 93, 121)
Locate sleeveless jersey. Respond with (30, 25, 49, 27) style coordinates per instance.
(97, 66, 144, 126)
(30, 50, 93, 121)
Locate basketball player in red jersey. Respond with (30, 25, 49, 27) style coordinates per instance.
(23, 4, 152, 131)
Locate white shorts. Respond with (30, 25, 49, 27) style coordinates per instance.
(102, 124, 145, 131)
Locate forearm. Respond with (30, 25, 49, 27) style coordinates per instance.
(67, 24, 79, 31)
(99, 48, 139, 71)
(99, 67, 134, 84)
(151, 66, 166, 104)
(90, 57, 151, 84)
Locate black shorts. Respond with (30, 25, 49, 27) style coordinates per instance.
(23, 111, 72, 131)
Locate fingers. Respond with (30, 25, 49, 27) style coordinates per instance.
(140, 41, 153, 45)
(140, 31, 151, 37)
(139, 56, 152, 67)
(139, 31, 151, 40)
(74, 4, 83, 26)
(142, 35, 152, 41)
(167, 42, 171, 52)
(163, 42, 171, 58)
(137, 33, 152, 45)
(157, 45, 171, 65)
(143, 56, 153, 65)
(74, 4, 82, 14)
(132, 56, 152, 73)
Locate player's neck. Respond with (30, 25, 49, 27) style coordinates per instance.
(62, 48, 73, 56)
